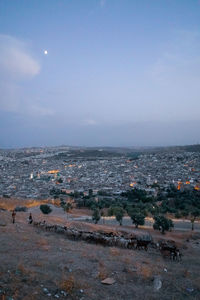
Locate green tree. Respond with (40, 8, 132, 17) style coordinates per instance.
(57, 177, 63, 183)
(108, 206, 114, 216)
(114, 207, 124, 226)
(101, 210, 105, 224)
(40, 204, 52, 215)
(179, 208, 200, 230)
(174, 211, 182, 219)
(151, 205, 161, 216)
(153, 215, 174, 234)
(89, 189, 93, 198)
(63, 202, 72, 213)
(190, 209, 200, 231)
(128, 211, 145, 228)
(92, 208, 101, 224)
(74, 190, 79, 198)
(60, 198, 66, 207)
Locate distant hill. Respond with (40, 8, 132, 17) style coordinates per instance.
(1, 144, 200, 154)
(155, 144, 200, 153)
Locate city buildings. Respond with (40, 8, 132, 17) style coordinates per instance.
(0, 147, 199, 199)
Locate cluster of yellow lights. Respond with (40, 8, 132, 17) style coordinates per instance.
(177, 181, 200, 191)
(129, 182, 136, 187)
(65, 164, 76, 168)
(177, 181, 182, 190)
(47, 170, 59, 174)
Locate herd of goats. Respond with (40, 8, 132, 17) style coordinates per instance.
(33, 221, 183, 261)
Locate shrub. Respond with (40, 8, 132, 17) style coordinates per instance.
(15, 206, 27, 212)
(175, 212, 182, 219)
(63, 202, 72, 212)
(40, 204, 52, 215)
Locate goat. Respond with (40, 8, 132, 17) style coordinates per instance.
(136, 240, 150, 251)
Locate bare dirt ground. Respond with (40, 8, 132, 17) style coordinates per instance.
(0, 201, 200, 300)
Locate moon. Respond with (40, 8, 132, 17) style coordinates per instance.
(44, 50, 48, 55)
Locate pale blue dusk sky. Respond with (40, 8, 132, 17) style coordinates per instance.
(0, 0, 200, 147)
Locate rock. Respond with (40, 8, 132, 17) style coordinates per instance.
(111, 271, 118, 275)
(186, 287, 194, 293)
(43, 288, 48, 294)
(131, 268, 137, 272)
(101, 278, 116, 285)
(122, 267, 128, 273)
(153, 275, 162, 291)
(61, 291, 67, 296)
(0, 222, 6, 226)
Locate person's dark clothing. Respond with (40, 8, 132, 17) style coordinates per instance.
(12, 211, 16, 224)
(28, 213, 33, 224)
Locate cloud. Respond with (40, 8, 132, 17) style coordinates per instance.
(84, 119, 97, 125)
(0, 34, 49, 116)
(0, 34, 40, 79)
(29, 105, 54, 117)
(100, 0, 106, 8)
(145, 30, 200, 121)
(150, 30, 200, 83)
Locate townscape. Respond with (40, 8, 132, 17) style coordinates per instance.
(0, 146, 199, 199)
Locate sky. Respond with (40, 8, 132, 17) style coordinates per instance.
(0, 0, 200, 148)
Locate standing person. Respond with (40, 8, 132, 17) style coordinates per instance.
(28, 213, 33, 224)
(12, 210, 16, 224)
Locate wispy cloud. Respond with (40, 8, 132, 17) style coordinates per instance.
(150, 30, 200, 83)
(29, 105, 54, 117)
(0, 34, 51, 116)
(0, 34, 40, 79)
(84, 119, 97, 125)
(144, 30, 200, 122)
(100, 0, 106, 8)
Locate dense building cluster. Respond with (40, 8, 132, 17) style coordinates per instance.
(0, 147, 199, 199)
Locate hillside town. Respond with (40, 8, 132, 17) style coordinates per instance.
(0, 147, 199, 199)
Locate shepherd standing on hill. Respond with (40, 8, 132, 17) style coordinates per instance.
(28, 213, 33, 224)
(12, 210, 16, 224)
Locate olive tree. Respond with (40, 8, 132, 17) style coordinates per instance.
(153, 215, 174, 234)
(129, 211, 145, 228)
(114, 207, 124, 226)
(92, 208, 101, 224)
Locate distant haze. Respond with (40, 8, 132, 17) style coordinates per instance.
(0, 0, 200, 148)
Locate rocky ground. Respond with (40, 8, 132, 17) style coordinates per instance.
(0, 203, 200, 300)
